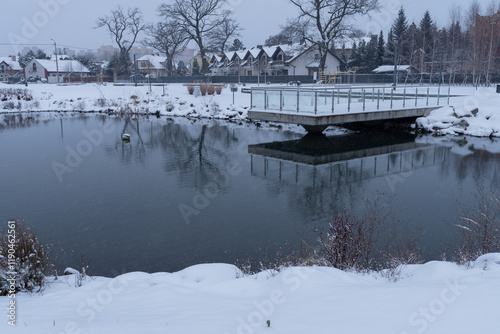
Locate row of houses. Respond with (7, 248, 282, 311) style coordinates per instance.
(1, 42, 347, 83)
(137, 43, 344, 79)
(207, 43, 342, 77)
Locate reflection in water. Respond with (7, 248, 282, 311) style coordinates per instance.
(249, 132, 451, 224)
(0, 114, 499, 276)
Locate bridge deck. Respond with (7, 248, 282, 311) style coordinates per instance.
(248, 85, 451, 132)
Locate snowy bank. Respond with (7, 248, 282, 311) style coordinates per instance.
(417, 86, 500, 137)
(0, 83, 251, 121)
(3, 83, 500, 137)
(2, 254, 500, 334)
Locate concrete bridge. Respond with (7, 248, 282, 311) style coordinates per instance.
(248, 85, 452, 133)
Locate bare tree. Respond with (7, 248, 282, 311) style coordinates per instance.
(158, 0, 231, 74)
(96, 6, 146, 74)
(143, 22, 190, 76)
(288, 0, 379, 72)
(96, 6, 145, 54)
(208, 18, 242, 54)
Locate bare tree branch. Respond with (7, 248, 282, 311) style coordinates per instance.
(158, 0, 232, 74)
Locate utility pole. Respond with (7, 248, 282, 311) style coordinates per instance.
(51, 39, 60, 84)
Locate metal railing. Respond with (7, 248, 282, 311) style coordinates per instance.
(250, 85, 452, 115)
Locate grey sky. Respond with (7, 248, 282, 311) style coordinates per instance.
(1, 0, 466, 56)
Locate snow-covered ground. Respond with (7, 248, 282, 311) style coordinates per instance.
(2, 83, 500, 137)
(2, 254, 500, 333)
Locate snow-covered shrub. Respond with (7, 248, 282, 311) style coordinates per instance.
(187, 84, 195, 95)
(0, 221, 54, 295)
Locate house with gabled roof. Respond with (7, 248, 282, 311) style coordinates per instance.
(286, 46, 342, 76)
(137, 55, 168, 78)
(0, 56, 23, 82)
(24, 56, 90, 83)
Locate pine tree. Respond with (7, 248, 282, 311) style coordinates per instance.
(419, 10, 434, 65)
(177, 61, 187, 76)
(339, 44, 349, 71)
(229, 39, 244, 52)
(376, 31, 385, 67)
(391, 7, 409, 64)
(192, 58, 200, 75)
(348, 42, 360, 69)
(384, 29, 395, 64)
(363, 36, 378, 72)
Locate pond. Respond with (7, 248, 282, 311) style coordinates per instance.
(0, 113, 499, 276)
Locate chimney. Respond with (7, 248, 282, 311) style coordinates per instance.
(257, 45, 263, 49)
(10, 55, 16, 61)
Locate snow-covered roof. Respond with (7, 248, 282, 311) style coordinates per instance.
(248, 48, 261, 58)
(0, 57, 22, 71)
(138, 55, 167, 70)
(36, 59, 90, 73)
(236, 50, 248, 59)
(373, 65, 411, 73)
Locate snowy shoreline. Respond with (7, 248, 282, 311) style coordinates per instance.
(1, 254, 500, 333)
(2, 83, 500, 137)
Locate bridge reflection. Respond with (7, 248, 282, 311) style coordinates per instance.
(248, 132, 451, 187)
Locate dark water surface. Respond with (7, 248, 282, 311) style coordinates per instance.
(1, 113, 499, 276)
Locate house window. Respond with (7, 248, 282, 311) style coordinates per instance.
(0, 65, 4, 73)
(314, 53, 320, 60)
(33, 63, 37, 72)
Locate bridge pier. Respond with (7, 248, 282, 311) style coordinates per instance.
(302, 125, 329, 133)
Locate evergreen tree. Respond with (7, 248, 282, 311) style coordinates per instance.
(419, 10, 434, 65)
(191, 58, 200, 75)
(384, 29, 395, 64)
(177, 61, 187, 76)
(392, 7, 408, 41)
(229, 39, 244, 51)
(376, 31, 385, 67)
(391, 7, 409, 64)
(339, 44, 349, 71)
(362, 36, 378, 72)
(35, 49, 47, 60)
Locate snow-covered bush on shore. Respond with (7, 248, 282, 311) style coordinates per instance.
(0, 221, 54, 295)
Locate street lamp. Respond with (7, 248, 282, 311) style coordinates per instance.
(392, 37, 399, 89)
(51, 39, 60, 84)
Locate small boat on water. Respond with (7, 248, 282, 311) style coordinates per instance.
(122, 133, 131, 140)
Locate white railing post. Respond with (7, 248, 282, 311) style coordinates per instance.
(348, 89, 351, 112)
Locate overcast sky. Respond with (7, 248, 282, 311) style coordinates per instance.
(1, 0, 467, 56)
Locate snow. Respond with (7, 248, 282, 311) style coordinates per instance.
(2, 255, 500, 333)
(2, 83, 500, 138)
(373, 65, 412, 73)
(416, 86, 500, 137)
(35, 59, 90, 73)
(137, 55, 168, 70)
(0, 57, 22, 71)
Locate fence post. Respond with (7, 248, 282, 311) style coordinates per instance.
(415, 88, 418, 107)
(337, 88, 340, 104)
(372, 87, 375, 102)
(426, 87, 429, 106)
(280, 90, 283, 111)
(297, 89, 300, 113)
(447, 86, 451, 105)
(250, 89, 253, 109)
(437, 86, 441, 106)
(362, 89, 366, 111)
(264, 89, 267, 110)
(390, 89, 393, 109)
(377, 89, 380, 110)
(348, 89, 351, 112)
(332, 90, 335, 114)
(314, 90, 318, 114)
(403, 88, 406, 108)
